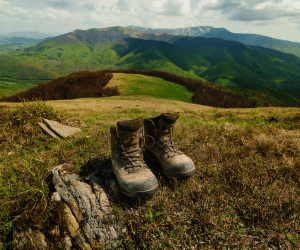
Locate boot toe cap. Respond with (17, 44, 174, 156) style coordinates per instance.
(164, 160, 196, 180)
(122, 175, 159, 198)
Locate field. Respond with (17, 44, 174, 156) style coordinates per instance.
(105, 73, 194, 103)
(0, 73, 300, 249)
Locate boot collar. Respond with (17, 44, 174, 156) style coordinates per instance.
(157, 112, 180, 141)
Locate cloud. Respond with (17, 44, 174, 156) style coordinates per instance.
(46, 0, 70, 9)
(197, 0, 300, 23)
(141, 0, 191, 16)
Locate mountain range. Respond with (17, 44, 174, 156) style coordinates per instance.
(1, 26, 300, 107)
(127, 25, 300, 51)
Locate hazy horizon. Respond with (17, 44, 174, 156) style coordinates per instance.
(1, 0, 300, 43)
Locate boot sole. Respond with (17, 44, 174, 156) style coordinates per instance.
(120, 185, 159, 198)
(165, 168, 196, 180)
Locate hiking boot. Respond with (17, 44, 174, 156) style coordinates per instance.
(143, 112, 196, 180)
(110, 117, 159, 198)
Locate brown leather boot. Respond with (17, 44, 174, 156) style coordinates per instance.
(110, 117, 159, 197)
(143, 112, 196, 180)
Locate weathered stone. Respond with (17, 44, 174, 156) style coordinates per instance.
(52, 163, 127, 249)
(61, 202, 92, 249)
(63, 236, 72, 250)
(43, 119, 81, 138)
(50, 191, 61, 202)
(12, 228, 49, 250)
(38, 122, 59, 139)
(269, 116, 283, 122)
(11, 163, 127, 250)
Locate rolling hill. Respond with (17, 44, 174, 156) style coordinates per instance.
(1, 26, 300, 107)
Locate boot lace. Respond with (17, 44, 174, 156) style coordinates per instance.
(116, 129, 155, 173)
(155, 126, 182, 159)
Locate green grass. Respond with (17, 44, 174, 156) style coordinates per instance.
(114, 74, 194, 103)
(0, 80, 43, 99)
(0, 97, 300, 249)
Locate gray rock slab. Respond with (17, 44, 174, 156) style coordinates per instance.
(38, 122, 59, 139)
(11, 163, 127, 250)
(43, 119, 81, 138)
(52, 163, 127, 249)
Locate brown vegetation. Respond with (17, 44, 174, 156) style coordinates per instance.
(102, 69, 287, 108)
(3, 71, 119, 102)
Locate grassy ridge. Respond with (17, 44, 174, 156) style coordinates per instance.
(107, 73, 194, 103)
(0, 98, 300, 249)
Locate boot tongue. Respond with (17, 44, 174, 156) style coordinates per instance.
(160, 113, 180, 124)
(117, 117, 144, 132)
(117, 117, 144, 151)
(158, 113, 180, 140)
(118, 129, 141, 151)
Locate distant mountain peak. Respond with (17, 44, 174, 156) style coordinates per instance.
(126, 25, 300, 49)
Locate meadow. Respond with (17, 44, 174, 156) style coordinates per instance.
(0, 73, 300, 249)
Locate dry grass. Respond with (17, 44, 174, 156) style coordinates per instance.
(0, 96, 300, 249)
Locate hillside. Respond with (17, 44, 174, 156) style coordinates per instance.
(1, 26, 300, 106)
(1, 96, 300, 248)
(3, 70, 296, 109)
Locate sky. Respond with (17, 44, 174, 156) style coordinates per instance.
(1, 0, 300, 43)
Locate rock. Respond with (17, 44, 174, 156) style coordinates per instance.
(38, 122, 59, 139)
(50, 191, 61, 202)
(42, 119, 81, 138)
(12, 228, 49, 249)
(11, 163, 127, 250)
(108, 179, 120, 197)
(269, 116, 283, 122)
(53, 164, 127, 249)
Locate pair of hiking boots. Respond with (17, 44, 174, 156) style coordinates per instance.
(110, 112, 196, 198)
